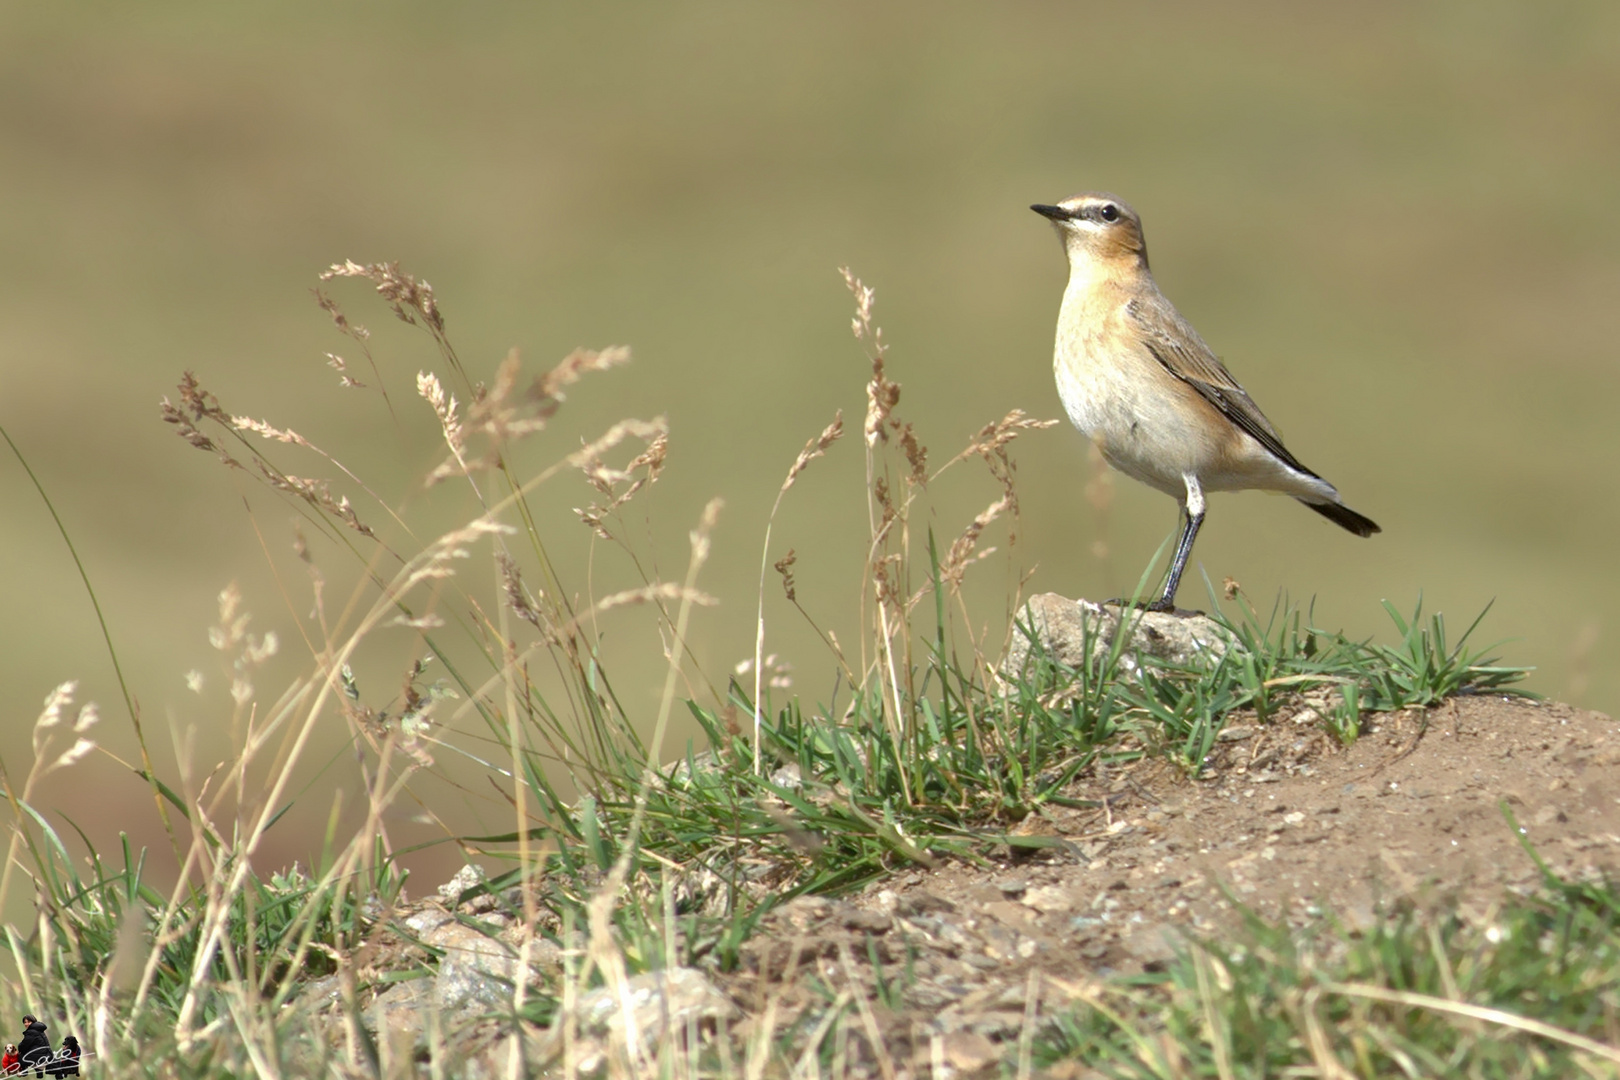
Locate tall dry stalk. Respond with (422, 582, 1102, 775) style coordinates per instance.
(752, 412, 843, 772)
(835, 269, 1053, 801)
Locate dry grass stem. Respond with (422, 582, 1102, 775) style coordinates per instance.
(563, 499, 723, 1075)
(754, 409, 846, 770)
(0, 682, 103, 918)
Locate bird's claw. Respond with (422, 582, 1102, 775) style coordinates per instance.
(1102, 598, 1201, 616)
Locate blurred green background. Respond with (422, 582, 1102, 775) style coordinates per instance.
(2, 1, 1617, 890)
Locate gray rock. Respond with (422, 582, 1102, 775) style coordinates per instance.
(292, 974, 346, 1024)
(426, 921, 556, 1013)
(1021, 884, 1077, 913)
(540, 967, 737, 1072)
(437, 864, 488, 906)
(1120, 922, 1187, 966)
(369, 978, 436, 1037)
(995, 878, 1029, 898)
(403, 906, 456, 937)
(933, 1030, 997, 1073)
(1002, 593, 1235, 683)
(342, 913, 564, 1054)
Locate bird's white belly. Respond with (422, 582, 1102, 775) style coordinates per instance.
(1053, 344, 1201, 497)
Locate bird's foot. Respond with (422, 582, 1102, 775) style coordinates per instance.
(1102, 598, 1203, 617)
(1102, 597, 1165, 611)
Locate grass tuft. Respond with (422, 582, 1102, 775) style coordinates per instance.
(1036, 862, 1620, 1078)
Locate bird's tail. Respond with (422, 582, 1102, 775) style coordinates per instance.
(1298, 498, 1380, 537)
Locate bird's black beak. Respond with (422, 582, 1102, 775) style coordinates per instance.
(1030, 204, 1072, 221)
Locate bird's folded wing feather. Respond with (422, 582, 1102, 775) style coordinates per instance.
(1126, 296, 1317, 479)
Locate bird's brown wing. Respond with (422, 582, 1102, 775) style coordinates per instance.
(1126, 295, 1318, 479)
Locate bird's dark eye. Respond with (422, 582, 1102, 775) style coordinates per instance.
(1099, 204, 1119, 222)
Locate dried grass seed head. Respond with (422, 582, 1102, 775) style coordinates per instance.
(575, 429, 669, 536)
(321, 260, 444, 335)
(34, 681, 76, 736)
(940, 494, 1013, 588)
(32, 682, 98, 771)
(174, 371, 231, 424)
(474, 348, 523, 419)
(944, 409, 1059, 474)
(325, 353, 364, 388)
(689, 496, 723, 561)
(161, 373, 242, 466)
(865, 370, 900, 448)
(774, 549, 797, 602)
(417, 371, 465, 457)
(782, 410, 843, 493)
(72, 701, 99, 733)
(896, 422, 927, 485)
(734, 653, 792, 690)
(842, 269, 902, 447)
(231, 416, 313, 448)
(50, 738, 96, 772)
(840, 267, 876, 342)
(257, 466, 378, 538)
(312, 286, 371, 342)
(530, 347, 632, 429)
(420, 348, 641, 487)
(498, 551, 546, 632)
(569, 417, 669, 480)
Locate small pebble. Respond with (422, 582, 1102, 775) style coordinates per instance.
(995, 878, 1028, 898)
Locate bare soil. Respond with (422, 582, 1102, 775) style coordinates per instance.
(360, 695, 1619, 1075)
(724, 696, 1620, 1073)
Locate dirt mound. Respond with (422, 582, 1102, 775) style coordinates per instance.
(727, 696, 1620, 1062)
(342, 696, 1618, 1074)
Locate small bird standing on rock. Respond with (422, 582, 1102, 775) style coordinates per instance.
(1032, 193, 1378, 612)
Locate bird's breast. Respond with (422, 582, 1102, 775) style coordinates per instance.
(1051, 291, 1215, 494)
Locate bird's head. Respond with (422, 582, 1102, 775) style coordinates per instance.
(1031, 193, 1149, 270)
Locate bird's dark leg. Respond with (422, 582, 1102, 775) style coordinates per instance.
(1112, 476, 1204, 614)
(1144, 502, 1204, 612)
(1148, 476, 1206, 612)
(1104, 478, 1206, 614)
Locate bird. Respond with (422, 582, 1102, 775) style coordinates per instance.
(1032, 192, 1378, 613)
